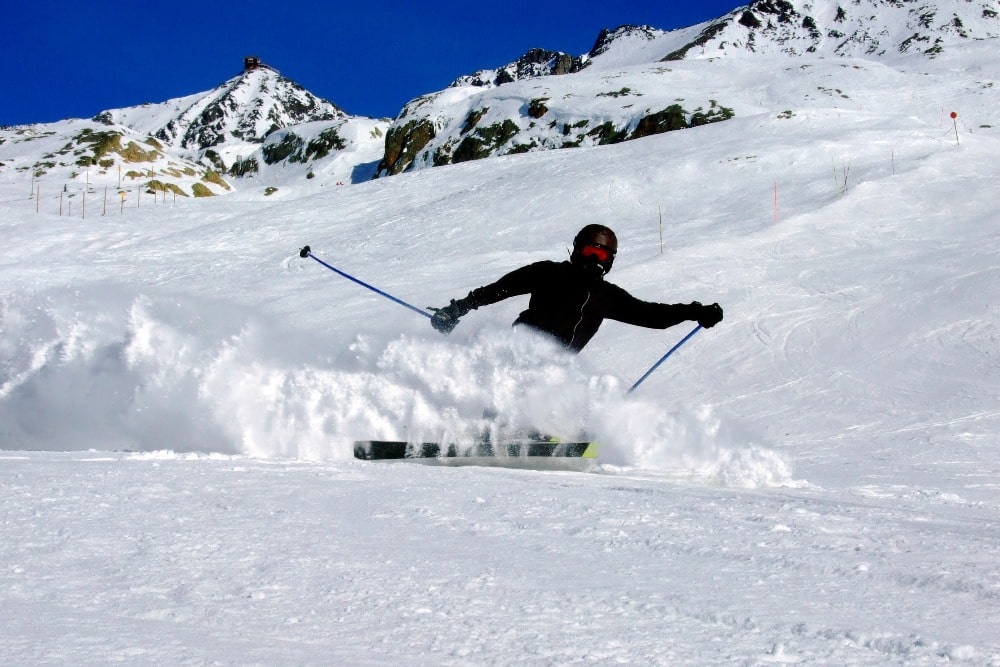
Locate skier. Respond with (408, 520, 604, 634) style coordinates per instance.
(429, 224, 723, 352)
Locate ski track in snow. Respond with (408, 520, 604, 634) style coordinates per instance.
(1, 452, 997, 665)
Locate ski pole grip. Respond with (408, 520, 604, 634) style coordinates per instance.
(299, 245, 311, 258)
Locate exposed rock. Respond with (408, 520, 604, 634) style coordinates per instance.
(378, 119, 436, 175)
(451, 48, 586, 88)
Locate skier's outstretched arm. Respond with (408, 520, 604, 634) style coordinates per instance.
(429, 262, 544, 334)
(607, 287, 723, 330)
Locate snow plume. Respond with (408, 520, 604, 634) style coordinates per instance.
(590, 395, 799, 488)
(0, 288, 794, 486)
(0, 289, 236, 453)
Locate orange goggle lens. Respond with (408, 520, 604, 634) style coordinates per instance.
(581, 244, 613, 262)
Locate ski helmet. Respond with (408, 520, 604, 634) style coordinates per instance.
(571, 224, 618, 275)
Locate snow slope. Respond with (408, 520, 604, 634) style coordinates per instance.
(1, 35, 998, 667)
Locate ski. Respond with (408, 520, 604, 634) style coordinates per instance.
(354, 440, 598, 461)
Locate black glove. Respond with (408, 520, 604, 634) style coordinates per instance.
(429, 299, 470, 334)
(693, 302, 723, 328)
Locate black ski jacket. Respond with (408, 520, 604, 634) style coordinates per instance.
(459, 260, 698, 352)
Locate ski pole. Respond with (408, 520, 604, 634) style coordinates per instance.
(299, 245, 431, 319)
(626, 324, 702, 395)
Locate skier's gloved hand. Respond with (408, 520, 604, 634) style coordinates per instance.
(429, 299, 470, 334)
(696, 302, 723, 328)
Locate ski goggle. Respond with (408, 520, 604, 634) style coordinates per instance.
(580, 244, 615, 263)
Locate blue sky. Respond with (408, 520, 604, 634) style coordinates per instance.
(2, 0, 746, 125)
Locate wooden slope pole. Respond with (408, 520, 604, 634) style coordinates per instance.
(658, 206, 664, 254)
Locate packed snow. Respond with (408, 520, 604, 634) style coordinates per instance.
(1, 37, 999, 667)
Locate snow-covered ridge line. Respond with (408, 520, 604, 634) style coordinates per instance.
(665, 0, 999, 60)
(0, 58, 390, 198)
(94, 66, 348, 151)
(375, 0, 998, 175)
(3, 0, 997, 195)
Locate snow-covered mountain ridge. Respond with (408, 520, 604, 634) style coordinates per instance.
(94, 64, 347, 151)
(0, 60, 389, 199)
(375, 0, 998, 175)
(668, 0, 1000, 60)
(1, 0, 997, 194)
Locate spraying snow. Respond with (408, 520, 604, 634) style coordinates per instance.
(1, 286, 793, 486)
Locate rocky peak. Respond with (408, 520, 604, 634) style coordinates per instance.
(95, 60, 347, 153)
(450, 48, 586, 89)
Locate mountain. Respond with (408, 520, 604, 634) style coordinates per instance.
(0, 58, 389, 199)
(664, 0, 1000, 60)
(0, 120, 236, 201)
(93, 61, 348, 151)
(2, 1, 997, 193)
(375, 0, 999, 176)
(88, 59, 392, 186)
